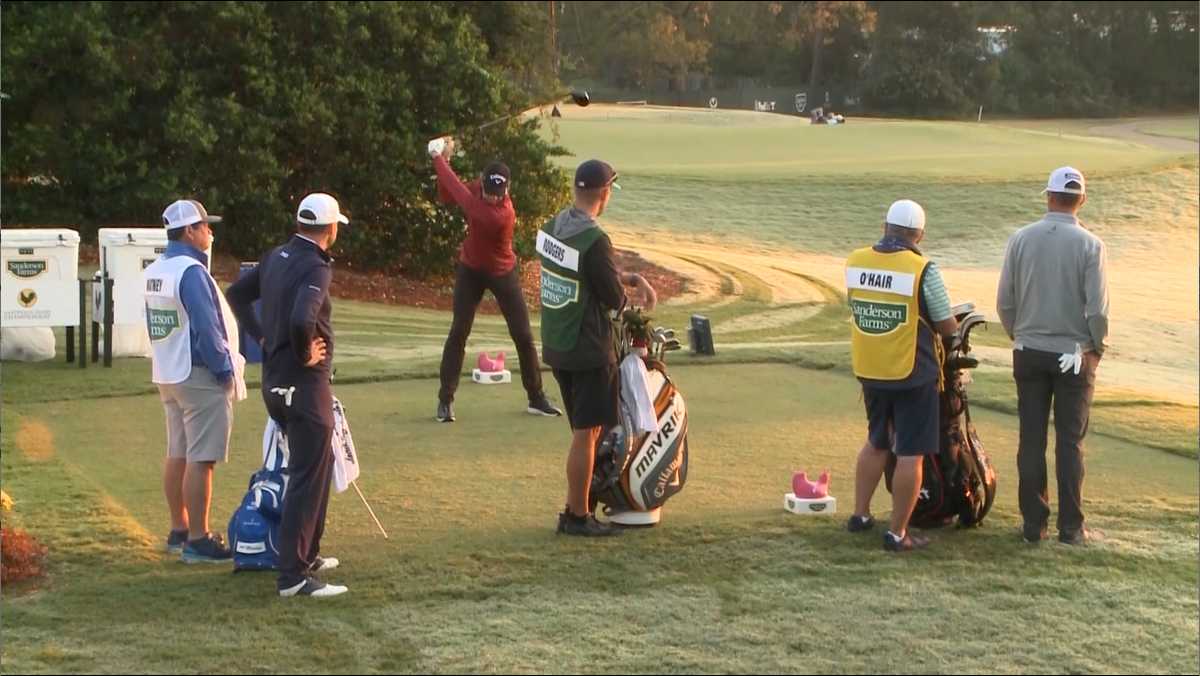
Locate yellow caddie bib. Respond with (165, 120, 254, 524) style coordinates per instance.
(845, 247, 928, 381)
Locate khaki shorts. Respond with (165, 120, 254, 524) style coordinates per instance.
(158, 368, 233, 464)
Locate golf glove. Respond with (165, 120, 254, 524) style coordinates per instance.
(1057, 343, 1083, 375)
(427, 137, 446, 158)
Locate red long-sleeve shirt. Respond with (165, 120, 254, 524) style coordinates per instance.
(433, 155, 516, 277)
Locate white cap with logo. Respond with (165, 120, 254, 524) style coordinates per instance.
(885, 199, 926, 230)
(296, 193, 349, 226)
(162, 200, 222, 230)
(1043, 166, 1086, 195)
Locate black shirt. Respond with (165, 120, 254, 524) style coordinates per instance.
(226, 235, 334, 386)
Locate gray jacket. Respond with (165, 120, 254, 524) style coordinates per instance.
(997, 212, 1109, 355)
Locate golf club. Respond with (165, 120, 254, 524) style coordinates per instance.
(429, 90, 590, 143)
(352, 480, 390, 539)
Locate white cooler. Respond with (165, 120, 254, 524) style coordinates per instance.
(95, 228, 171, 358)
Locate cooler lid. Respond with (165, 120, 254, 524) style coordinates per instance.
(0, 228, 81, 248)
(98, 228, 168, 248)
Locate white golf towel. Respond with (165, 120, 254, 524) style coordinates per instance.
(261, 417, 289, 470)
(620, 353, 659, 435)
(259, 394, 360, 494)
(330, 396, 360, 493)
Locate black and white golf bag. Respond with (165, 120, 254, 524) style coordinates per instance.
(590, 313, 690, 522)
(886, 304, 997, 528)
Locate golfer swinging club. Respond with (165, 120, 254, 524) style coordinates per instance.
(428, 136, 562, 422)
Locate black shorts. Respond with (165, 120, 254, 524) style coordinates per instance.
(863, 382, 939, 456)
(552, 364, 619, 430)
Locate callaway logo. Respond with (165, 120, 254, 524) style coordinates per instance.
(809, 503, 827, 512)
(17, 289, 37, 308)
(7, 260, 47, 278)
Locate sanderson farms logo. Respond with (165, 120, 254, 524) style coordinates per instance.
(7, 260, 47, 279)
(850, 299, 908, 335)
(540, 269, 579, 309)
(17, 289, 38, 308)
(146, 308, 181, 341)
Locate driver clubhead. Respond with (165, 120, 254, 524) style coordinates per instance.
(569, 90, 590, 107)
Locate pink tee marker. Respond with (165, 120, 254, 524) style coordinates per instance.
(792, 470, 831, 499)
(477, 351, 506, 372)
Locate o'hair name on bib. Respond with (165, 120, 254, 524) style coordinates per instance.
(536, 231, 580, 272)
(845, 267, 915, 296)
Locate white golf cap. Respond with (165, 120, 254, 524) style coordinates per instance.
(1043, 166, 1086, 195)
(296, 193, 349, 226)
(162, 199, 222, 230)
(885, 199, 926, 230)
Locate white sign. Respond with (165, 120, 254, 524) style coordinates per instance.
(536, 230, 581, 272)
(795, 92, 808, 113)
(845, 267, 916, 297)
(1, 229, 81, 328)
(708, 97, 719, 109)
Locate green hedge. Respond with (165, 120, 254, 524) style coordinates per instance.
(1, 1, 570, 276)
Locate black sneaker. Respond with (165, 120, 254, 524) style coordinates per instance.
(436, 401, 455, 423)
(846, 514, 876, 533)
(883, 530, 930, 552)
(278, 576, 348, 598)
(181, 532, 233, 563)
(556, 510, 621, 537)
(527, 395, 563, 417)
(165, 529, 189, 554)
(1022, 524, 1048, 544)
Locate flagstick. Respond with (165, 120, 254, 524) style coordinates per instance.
(352, 481, 389, 539)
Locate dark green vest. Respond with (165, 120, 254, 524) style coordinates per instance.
(538, 223, 603, 352)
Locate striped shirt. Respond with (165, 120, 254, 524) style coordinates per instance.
(922, 262, 952, 322)
(874, 236, 952, 321)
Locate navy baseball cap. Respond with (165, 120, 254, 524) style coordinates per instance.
(482, 162, 510, 196)
(574, 159, 620, 190)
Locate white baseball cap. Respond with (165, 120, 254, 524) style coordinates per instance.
(885, 199, 926, 230)
(162, 199, 222, 230)
(1043, 166, 1086, 195)
(296, 193, 349, 226)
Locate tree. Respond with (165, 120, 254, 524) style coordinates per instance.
(862, 1, 987, 116)
(1, 1, 571, 276)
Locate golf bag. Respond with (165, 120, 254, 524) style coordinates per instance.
(228, 420, 289, 571)
(886, 304, 997, 528)
(590, 311, 690, 519)
(228, 396, 362, 570)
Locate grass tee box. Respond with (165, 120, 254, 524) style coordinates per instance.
(2, 365, 1197, 673)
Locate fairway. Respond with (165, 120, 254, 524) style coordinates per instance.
(540, 105, 1200, 412)
(3, 108, 1198, 674)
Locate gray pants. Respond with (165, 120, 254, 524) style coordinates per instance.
(158, 368, 233, 464)
(1013, 347, 1099, 538)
